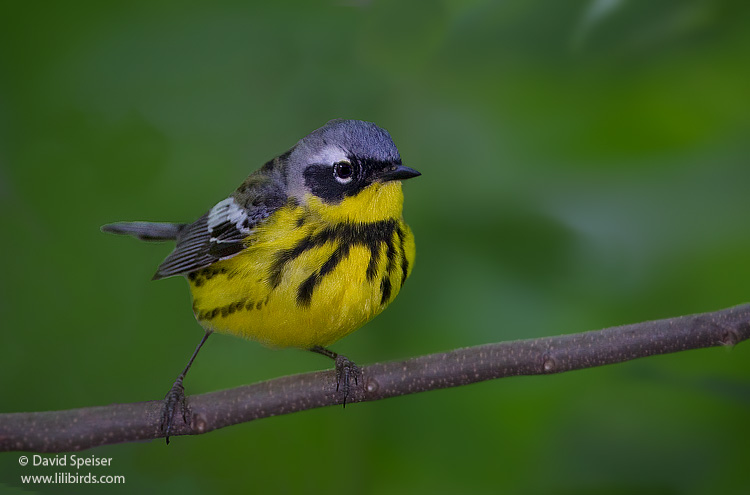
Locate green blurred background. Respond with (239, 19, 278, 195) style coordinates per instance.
(1, 0, 749, 493)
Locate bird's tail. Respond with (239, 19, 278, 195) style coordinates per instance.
(101, 221, 186, 241)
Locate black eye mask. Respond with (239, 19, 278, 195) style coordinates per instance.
(303, 156, 402, 204)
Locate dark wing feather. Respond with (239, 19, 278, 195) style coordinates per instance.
(153, 201, 256, 280)
(153, 167, 288, 279)
(153, 214, 213, 279)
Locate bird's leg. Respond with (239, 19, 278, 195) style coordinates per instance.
(310, 345, 361, 406)
(162, 330, 212, 444)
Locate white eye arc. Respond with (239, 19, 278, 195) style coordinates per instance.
(333, 160, 354, 184)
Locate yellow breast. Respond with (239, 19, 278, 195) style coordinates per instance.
(187, 181, 415, 349)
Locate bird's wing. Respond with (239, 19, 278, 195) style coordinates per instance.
(153, 194, 284, 280)
(152, 155, 289, 280)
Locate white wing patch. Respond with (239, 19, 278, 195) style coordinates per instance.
(208, 198, 249, 232)
(206, 197, 254, 259)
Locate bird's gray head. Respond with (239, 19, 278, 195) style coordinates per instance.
(285, 119, 420, 204)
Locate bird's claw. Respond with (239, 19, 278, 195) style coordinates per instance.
(334, 354, 361, 406)
(161, 376, 188, 444)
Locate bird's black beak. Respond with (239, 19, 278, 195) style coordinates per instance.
(380, 164, 421, 182)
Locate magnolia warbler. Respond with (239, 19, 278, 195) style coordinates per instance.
(102, 119, 420, 441)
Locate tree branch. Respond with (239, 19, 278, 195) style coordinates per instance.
(2, 304, 748, 453)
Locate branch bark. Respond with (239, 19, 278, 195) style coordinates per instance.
(2, 304, 748, 453)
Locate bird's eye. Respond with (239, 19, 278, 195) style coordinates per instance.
(333, 160, 354, 184)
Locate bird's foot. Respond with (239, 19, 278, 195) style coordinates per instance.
(161, 376, 188, 444)
(334, 353, 361, 407)
(310, 346, 362, 406)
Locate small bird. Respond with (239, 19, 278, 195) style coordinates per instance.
(102, 119, 419, 442)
